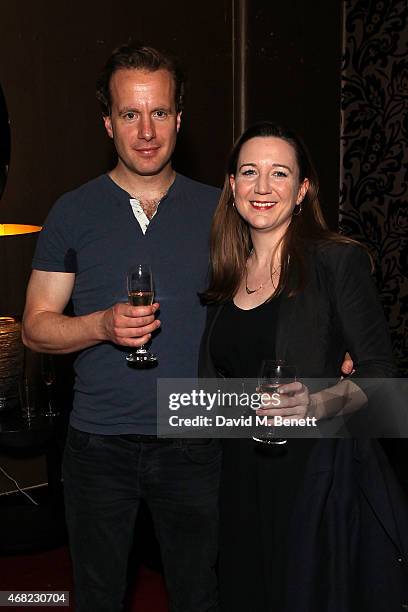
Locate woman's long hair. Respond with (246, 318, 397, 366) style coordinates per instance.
(202, 121, 356, 304)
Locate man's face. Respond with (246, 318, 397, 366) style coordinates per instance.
(103, 68, 181, 177)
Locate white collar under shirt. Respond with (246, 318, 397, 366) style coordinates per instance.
(129, 198, 158, 235)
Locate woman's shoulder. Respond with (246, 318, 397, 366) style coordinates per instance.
(203, 301, 224, 326)
(307, 238, 371, 271)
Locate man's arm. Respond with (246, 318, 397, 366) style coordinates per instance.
(22, 270, 160, 354)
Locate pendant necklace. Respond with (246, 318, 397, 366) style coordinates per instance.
(245, 252, 281, 295)
(245, 268, 271, 294)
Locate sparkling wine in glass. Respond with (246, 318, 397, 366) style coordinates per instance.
(126, 264, 157, 366)
(253, 359, 297, 445)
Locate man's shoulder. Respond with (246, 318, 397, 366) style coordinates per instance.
(57, 174, 109, 206)
(48, 175, 114, 223)
(176, 173, 221, 202)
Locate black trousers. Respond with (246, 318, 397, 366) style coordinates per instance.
(63, 426, 221, 612)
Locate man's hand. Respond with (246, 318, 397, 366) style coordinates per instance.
(341, 352, 355, 376)
(101, 302, 160, 347)
(22, 270, 161, 354)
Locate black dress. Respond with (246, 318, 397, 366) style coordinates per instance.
(211, 299, 317, 611)
(200, 244, 408, 611)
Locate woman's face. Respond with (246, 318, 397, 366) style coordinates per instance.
(230, 136, 309, 236)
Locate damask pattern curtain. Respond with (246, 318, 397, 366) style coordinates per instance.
(340, 0, 408, 375)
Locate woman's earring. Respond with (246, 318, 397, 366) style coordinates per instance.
(232, 201, 236, 208)
(293, 202, 302, 216)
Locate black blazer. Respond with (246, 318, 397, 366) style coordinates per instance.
(199, 242, 408, 611)
(199, 242, 395, 381)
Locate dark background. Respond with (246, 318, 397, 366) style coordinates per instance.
(0, 0, 341, 227)
(0, 0, 234, 224)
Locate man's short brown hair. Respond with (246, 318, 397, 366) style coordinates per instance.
(96, 42, 185, 116)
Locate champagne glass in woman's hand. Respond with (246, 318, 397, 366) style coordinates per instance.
(253, 359, 297, 445)
(126, 264, 158, 366)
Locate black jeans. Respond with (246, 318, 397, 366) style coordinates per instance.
(63, 426, 221, 612)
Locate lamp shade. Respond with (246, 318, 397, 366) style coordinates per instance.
(0, 224, 41, 236)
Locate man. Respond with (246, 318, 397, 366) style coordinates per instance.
(22, 43, 220, 612)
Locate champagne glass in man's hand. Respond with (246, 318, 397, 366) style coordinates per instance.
(126, 264, 158, 366)
(253, 359, 297, 445)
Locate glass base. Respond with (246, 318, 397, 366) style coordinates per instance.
(126, 350, 157, 367)
(43, 407, 60, 417)
(252, 436, 287, 445)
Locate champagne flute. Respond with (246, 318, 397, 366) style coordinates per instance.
(41, 354, 59, 417)
(126, 264, 158, 366)
(253, 359, 297, 445)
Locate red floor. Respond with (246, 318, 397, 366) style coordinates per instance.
(0, 545, 169, 611)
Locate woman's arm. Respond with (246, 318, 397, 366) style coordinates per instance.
(326, 243, 395, 379)
(257, 243, 396, 423)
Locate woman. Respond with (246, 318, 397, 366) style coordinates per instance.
(199, 122, 408, 611)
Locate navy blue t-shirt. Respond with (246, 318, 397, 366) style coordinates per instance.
(33, 173, 219, 434)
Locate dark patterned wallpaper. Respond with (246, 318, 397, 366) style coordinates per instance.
(340, 0, 408, 375)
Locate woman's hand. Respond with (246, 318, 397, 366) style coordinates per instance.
(256, 381, 316, 424)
